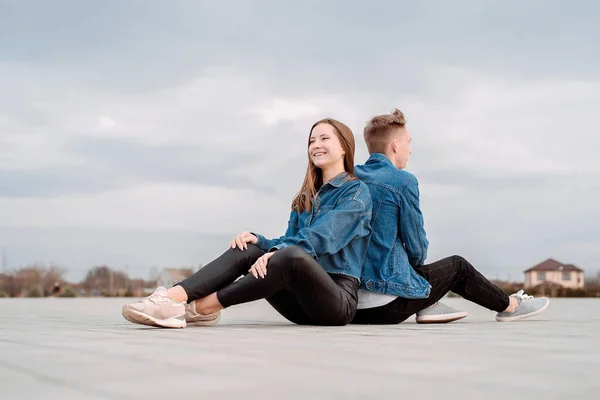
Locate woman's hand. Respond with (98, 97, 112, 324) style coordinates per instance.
(249, 252, 275, 279)
(230, 232, 258, 251)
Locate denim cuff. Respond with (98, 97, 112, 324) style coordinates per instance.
(268, 243, 288, 252)
(252, 233, 269, 251)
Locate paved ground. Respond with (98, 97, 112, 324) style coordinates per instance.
(0, 297, 598, 399)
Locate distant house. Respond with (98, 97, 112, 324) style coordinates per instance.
(524, 258, 584, 289)
(156, 268, 194, 289)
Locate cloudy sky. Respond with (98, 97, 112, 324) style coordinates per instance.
(1, 1, 598, 282)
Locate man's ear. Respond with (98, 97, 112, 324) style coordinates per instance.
(390, 139, 398, 153)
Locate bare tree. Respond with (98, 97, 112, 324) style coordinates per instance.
(3, 264, 66, 297)
(82, 265, 129, 296)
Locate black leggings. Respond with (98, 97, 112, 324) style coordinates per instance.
(351, 255, 511, 324)
(177, 244, 359, 326)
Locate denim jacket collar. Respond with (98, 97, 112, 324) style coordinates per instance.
(323, 172, 352, 189)
(365, 153, 394, 167)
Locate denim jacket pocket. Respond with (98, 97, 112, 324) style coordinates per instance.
(390, 241, 409, 283)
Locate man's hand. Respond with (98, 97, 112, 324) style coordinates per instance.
(248, 252, 275, 279)
(230, 232, 258, 251)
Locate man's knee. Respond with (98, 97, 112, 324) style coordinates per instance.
(449, 255, 474, 274)
(450, 255, 467, 264)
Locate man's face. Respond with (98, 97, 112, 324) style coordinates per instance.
(394, 128, 412, 169)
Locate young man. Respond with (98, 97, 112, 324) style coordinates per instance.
(351, 109, 549, 324)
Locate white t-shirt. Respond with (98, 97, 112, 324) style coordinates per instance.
(357, 289, 398, 309)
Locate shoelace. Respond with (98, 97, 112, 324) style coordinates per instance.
(139, 289, 168, 305)
(513, 289, 534, 302)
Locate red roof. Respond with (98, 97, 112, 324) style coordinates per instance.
(524, 258, 584, 273)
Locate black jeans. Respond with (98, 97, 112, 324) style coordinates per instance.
(177, 244, 359, 326)
(351, 255, 511, 324)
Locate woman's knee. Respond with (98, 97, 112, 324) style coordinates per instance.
(228, 243, 264, 259)
(268, 246, 313, 275)
(275, 245, 312, 262)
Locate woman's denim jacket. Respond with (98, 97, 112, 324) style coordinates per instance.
(253, 172, 372, 281)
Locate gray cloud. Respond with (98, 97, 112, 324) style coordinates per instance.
(0, 136, 286, 197)
(1, 1, 599, 280)
(66, 137, 276, 191)
(3, 1, 598, 93)
(0, 167, 120, 197)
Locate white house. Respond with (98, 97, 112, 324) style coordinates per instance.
(524, 258, 584, 289)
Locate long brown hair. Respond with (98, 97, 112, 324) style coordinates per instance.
(291, 118, 356, 213)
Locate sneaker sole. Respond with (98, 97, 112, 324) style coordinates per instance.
(416, 311, 468, 324)
(121, 305, 186, 328)
(495, 298, 550, 322)
(122, 307, 152, 326)
(186, 312, 221, 327)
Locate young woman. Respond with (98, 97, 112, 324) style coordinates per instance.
(122, 118, 372, 328)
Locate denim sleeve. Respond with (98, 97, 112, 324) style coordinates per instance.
(270, 185, 372, 258)
(252, 211, 299, 252)
(398, 176, 429, 266)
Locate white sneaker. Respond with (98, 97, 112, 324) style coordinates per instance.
(121, 287, 186, 328)
(496, 290, 550, 322)
(185, 301, 221, 326)
(416, 302, 468, 324)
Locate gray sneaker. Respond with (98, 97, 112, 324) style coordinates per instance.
(121, 287, 186, 328)
(185, 302, 221, 326)
(416, 302, 468, 324)
(495, 290, 550, 322)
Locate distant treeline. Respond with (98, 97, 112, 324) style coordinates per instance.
(1, 264, 599, 298)
(0, 264, 158, 298)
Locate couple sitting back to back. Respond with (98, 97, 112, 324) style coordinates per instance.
(122, 109, 549, 328)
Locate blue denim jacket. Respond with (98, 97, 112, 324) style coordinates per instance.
(354, 153, 432, 298)
(253, 172, 372, 280)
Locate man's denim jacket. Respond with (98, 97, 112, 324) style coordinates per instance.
(355, 154, 432, 298)
(254, 172, 372, 281)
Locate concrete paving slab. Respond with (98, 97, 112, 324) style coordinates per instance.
(1, 297, 598, 399)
